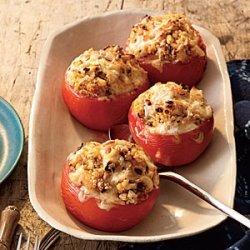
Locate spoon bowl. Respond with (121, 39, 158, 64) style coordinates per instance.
(159, 171, 250, 229)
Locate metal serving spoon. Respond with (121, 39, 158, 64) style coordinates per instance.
(109, 124, 250, 229)
(159, 171, 250, 228)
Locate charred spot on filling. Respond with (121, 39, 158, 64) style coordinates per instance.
(137, 182, 145, 191)
(83, 67, 90, 72)
(105, 161, 115, 172)
(165, 43, 173, 54)
(145, 99, 152, 106)
(165, 100, 174, 105)
(119, 151, 125, 158)
(146, 121, 153, 126)
(67, 140, 159, 206)
(76, 142, 84, 151)
(155, 107, 163, 113)
(137, 110, 145, 118)
(134, 168, 143, 175)
(95, 70, 107, 80)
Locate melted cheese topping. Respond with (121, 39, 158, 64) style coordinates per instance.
(132, 82, 213, 134)
(126, 14, 206, 69)
(68, 140, 159, 210)
(65, 45, 148, 100)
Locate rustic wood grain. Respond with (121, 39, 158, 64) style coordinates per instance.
(0, 0, 249, 249)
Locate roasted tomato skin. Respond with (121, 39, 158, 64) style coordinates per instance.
(131, 39, 207, 87)
(139, 55, 207, 87)
(61, 163, 159, 232)
(128, 106, 214, 166)
(62, 78, 150, 132)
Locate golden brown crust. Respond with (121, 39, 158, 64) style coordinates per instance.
(65, 45, 148, 99)
(126, 14, 206, 66)
(68, 140, 159, 206)
(132, 82, 213, 134)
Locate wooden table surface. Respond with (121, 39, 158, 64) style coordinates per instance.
(0, 0, 249, 249)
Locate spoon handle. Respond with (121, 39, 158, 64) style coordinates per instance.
(159, 171, 250, 229)
(0, 206, 20, 250)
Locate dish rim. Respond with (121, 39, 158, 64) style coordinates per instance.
(28, 9, 236, 242)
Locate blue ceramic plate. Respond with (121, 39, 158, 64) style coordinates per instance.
(0, 97, 24, 183)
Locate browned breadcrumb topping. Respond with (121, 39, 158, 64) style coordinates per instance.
(126, 14, 206, 65)
(68, 140, 159, 208)
(132, 82, 213, 134)
(65, 45, 148, 99)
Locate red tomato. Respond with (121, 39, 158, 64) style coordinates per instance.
(139, 55, 207, 87)
(62, 79, 150, 131)
(129, 39, 207, 87)
(61, 163, 159, 232)
(128, 106, 214, 166)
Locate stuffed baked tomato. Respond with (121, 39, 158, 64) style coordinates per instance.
(62, 45, 149, 131)
(125, 14, 207, 86)
(61, 139, 159, 232)
(128, 82, 214, 166)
